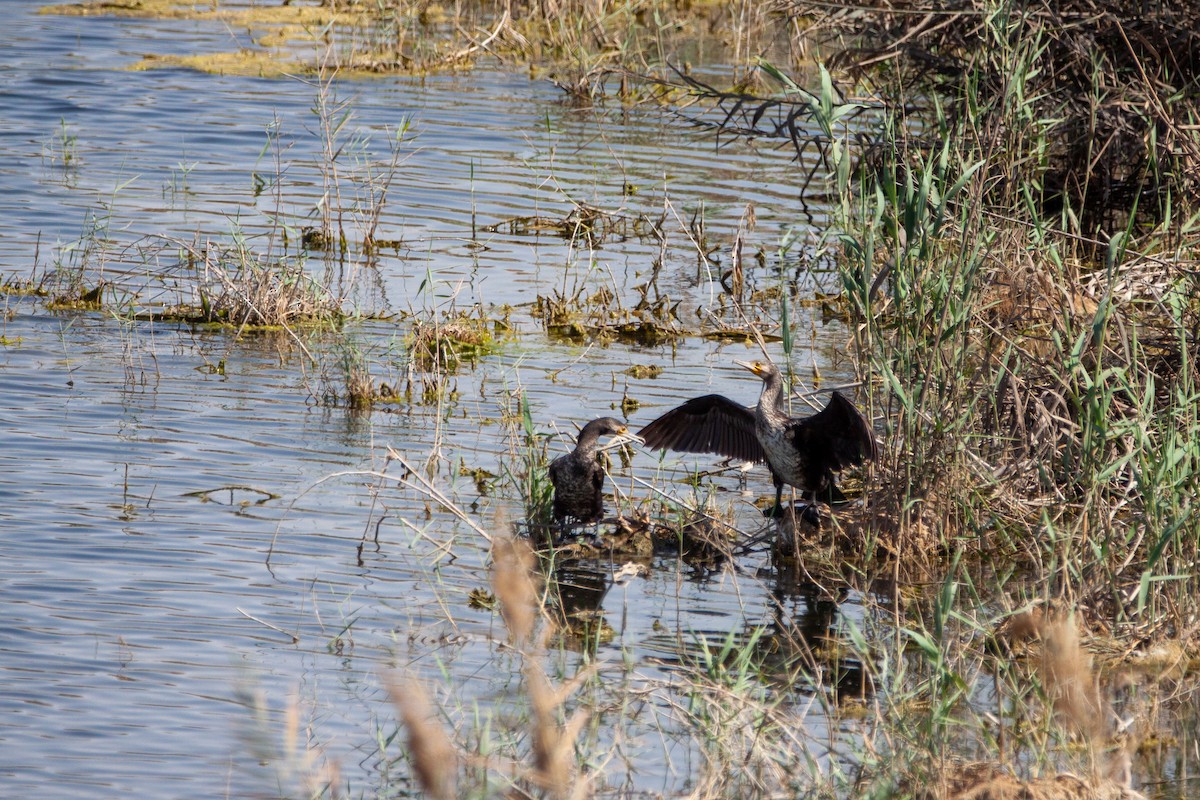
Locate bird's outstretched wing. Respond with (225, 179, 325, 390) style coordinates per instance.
(789, 390, 877, 470)
(638, 394, 765, 464)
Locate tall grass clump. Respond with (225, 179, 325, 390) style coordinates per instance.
(189, 239, 343, 328)
(789, 0, 1200, 238)
(322, 0, 788, 89)
(302, 65, 413, 265)
(817, 2, 1200, 632)
(407, 305, 498, 373)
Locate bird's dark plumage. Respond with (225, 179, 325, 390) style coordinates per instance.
(639, 360, 876, 517)
(549, 417, 636, 523)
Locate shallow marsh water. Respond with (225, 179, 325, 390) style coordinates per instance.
(0, 4, 878, 797)
(9, 3, 1192, 800)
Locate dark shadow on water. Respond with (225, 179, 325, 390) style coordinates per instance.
(767, 556, 875, 702)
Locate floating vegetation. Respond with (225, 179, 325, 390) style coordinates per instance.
(699, 326, 781, 344)
(590, 320, 676, 346)
(623, 364, 662, 379)
(46, 281, 105, 311)
(299, 227, 338, 253)
(466, 587, 496, 611)
(127, 50, 297, 79)
(407, 307, 498, 372)
(458, 464, 496, 496)
(488, 203, 657, 245)
(41, 0, 347, 23)
(534, 285, 684, 345)
(0, 274, 48, 297)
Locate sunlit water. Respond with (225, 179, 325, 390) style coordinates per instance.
(0, 3, 903, 799)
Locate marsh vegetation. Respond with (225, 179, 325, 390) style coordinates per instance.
(8, 0, 1200, 798)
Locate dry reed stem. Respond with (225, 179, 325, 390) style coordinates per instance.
(385, 448, 495, 542)
(526, 664, 592, 799)
(1039, 615, 1104, 742)
(492, 534, 594, 799)
(921, 610, 1146, 800)
(493, 536, 539, 647)
(386, 677, 458, 800)
(279, 692, 343, 800)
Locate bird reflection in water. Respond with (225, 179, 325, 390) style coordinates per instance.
(544, 558, 648, 654)
(765, 560, 875, 702)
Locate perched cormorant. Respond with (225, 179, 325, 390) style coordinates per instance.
(639, 360, 876, 518)
(549, 417, 639, 523)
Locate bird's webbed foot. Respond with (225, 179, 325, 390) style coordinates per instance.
(763, 502, 821, 525)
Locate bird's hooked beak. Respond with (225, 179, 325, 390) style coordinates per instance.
(602, 425, 644, 451)
(617, 426, 645, 446)
(734, 359, 766, 376)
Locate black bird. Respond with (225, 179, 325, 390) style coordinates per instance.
(639, 360, 876, 518)
(549, 417, 640, 523)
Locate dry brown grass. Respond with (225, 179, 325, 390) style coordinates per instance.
(385, 680, 458, 800)
(493, 536, 540, 647)
(494, 536, 595, 799)
(912, 610, 1146, 800)
(390, 535, 596, 799)
(136, 237, 344, 329)
(47, 0, 794, 84)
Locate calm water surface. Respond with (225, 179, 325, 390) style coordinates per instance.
(0, 3, 873, 798)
